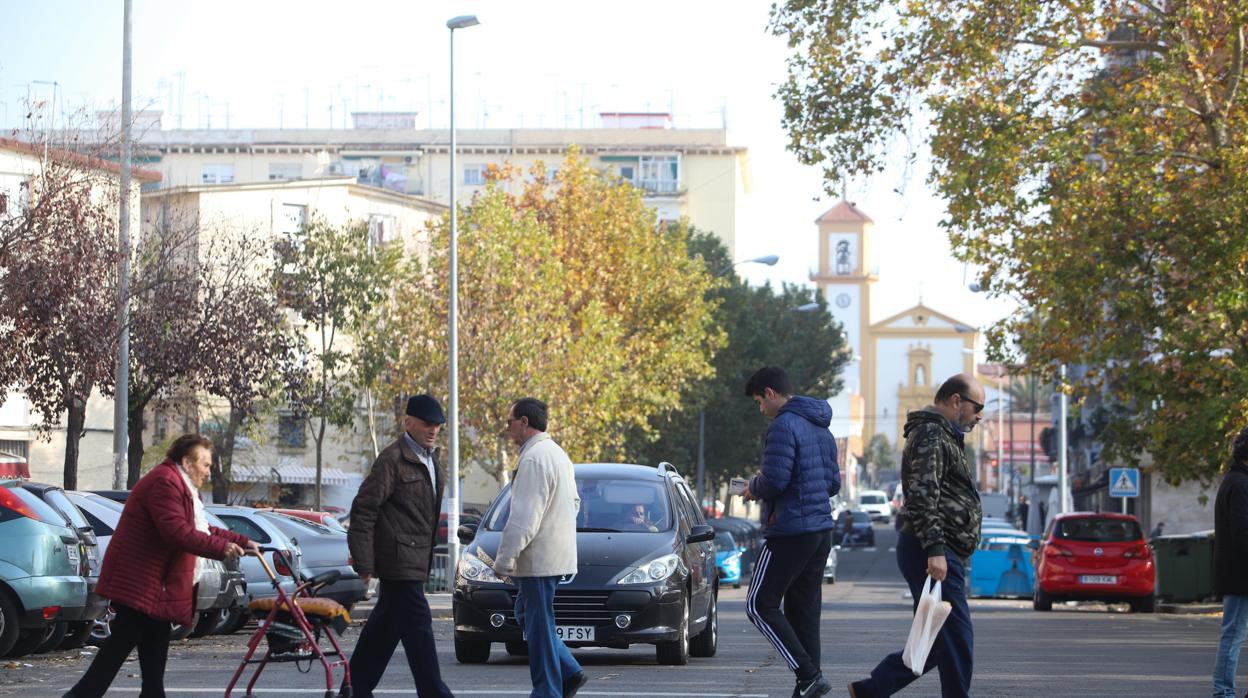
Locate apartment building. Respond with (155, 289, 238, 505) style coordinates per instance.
(139, 177, 445, 508)
(132, 111, 747, 255)
(0, 138, 157, 487)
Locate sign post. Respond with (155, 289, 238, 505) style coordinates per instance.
(1108, 467, 1140, 514)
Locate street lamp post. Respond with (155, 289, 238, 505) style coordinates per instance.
(697, 254, 779, 510)
(446, 13, 479, 576)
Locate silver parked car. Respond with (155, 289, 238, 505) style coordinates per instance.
(206, 506, 304, 604)
(256, 511, 367, 609)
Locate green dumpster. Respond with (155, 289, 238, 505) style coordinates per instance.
(1152, 532, 1215, 603)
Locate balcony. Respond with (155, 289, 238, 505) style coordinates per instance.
(637, 178, 681, 196)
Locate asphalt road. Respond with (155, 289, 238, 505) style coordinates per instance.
(1, 524, 1239, 697)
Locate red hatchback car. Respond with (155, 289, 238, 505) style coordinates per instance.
(1033, 512, 1155, 612)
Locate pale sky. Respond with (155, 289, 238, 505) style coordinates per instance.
(1, 0, 1016, 348)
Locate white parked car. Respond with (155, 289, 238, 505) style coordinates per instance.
(824, 545, 839, 584)
(857, 490, 892, 522)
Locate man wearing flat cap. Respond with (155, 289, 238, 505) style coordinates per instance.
(344, 394, 455, 698)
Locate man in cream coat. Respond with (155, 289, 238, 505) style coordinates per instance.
(494, 397, 587, 698)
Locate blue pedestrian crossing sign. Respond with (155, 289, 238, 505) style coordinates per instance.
(1109, 467, 1140, 498)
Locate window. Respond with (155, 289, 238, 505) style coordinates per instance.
(368, 213, 397, 249)
(618, 165, 636, 183)
(218, 514, 272, 544)
(639, 155, 679, 193)
(0, 440, 28, 460)
(200, 163, 235, 185)
(485, 477, 674, 532)
(277, 414, 306, 449)
(77, 507, 114, 537)
(268, 163, 302, 181)
(0, 192, 7, 215)
(463, 165, 484, 186)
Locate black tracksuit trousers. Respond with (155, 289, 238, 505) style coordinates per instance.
(745, 529, 833, 682)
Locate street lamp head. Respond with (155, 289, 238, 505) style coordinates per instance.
(792, 302, 820, 313)
(447, 15, 480, 29)
(751, 254, 780, 266)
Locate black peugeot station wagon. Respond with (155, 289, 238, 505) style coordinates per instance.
(452, 462, 719, 665)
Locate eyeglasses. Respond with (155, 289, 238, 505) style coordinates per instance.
(959, 394, 985, 414)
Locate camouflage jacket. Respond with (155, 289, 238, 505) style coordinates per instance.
(899, 407, 982, 560)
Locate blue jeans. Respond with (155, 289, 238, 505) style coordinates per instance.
(515, 576, 582, 698)
(1213, 594, 1248, 697)
(863, 532, 974, 697)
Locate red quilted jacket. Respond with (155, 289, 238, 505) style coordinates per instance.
(95, 460, 249, 624)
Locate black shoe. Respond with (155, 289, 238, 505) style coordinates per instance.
(794, 674, 832, 698)
(563, 671, 588, 698)
(848, 680, 872, 698)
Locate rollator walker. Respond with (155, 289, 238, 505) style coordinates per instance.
(225, 547, 353, 698)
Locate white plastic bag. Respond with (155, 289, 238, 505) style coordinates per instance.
(902, 575, 953, 675)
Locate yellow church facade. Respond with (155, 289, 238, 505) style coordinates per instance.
(811, 201, 978, 456)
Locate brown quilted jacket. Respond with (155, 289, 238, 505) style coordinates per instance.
(347, 437, 446, 581)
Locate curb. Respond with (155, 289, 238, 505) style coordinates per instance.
(351, 595, 454, 622)
(1158, 603, 1222, 615)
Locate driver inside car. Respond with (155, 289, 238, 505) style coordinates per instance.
(617, 504, 659, 532)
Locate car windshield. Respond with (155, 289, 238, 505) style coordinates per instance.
(1055, 517, 1142, 542)
(860, 494, 886, 504)
(714, 531, 737, 551)
(267, 512, 340, 536)
(850, 511, 873, 522)
(485, 476, 673, 532)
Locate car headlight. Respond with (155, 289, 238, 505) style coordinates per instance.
(458, 550, 502, 584)
(723, 552, 741, 566)
(617, 553, 681, 585)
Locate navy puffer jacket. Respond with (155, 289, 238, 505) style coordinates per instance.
(748, 396, 840, 537)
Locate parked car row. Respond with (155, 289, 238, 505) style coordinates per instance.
(0, 479, 366, 660)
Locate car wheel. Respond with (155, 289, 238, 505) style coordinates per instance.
(33, 622, 67, 654)
(59, 621, 94, 651)
(1130, 595, 1156, 613)
(215, 605, 247, 635)
(5, 626, 53, 658)
(169, 620, 195, 641)
(190, 609, 227, 638)
(0, 590, 20, 656)
(454, 636, 491, 663)
(656, 593, 691, 665)
(89, 606, 116, 645)
(505, 641, 528, 656)
(690, 590, 717, 658)
(1033, 587, 1053, 612)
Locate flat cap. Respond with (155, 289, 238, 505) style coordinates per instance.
(405, 394, 446, 425)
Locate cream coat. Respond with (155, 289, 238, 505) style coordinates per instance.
(494, 432, 580, 577)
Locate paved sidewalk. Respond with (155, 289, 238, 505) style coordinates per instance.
(352, 592, 453, 621)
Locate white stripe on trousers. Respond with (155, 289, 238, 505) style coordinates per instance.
(745, 545, 799, 670)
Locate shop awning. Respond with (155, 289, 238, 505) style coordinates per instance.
(0, 452, 29, 479)
(231, 461, 355, 487)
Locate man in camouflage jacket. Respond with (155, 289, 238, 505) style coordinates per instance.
(850, 374, 985, 698)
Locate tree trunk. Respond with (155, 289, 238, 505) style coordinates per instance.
(126, 388, 154, 487)
(126, 406, 145, 487)
(63, 394, 87, 490)
(314, 417, 326, 511)
(210, 403, 245, 504)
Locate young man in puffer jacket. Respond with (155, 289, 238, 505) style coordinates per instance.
(740, 366, 840, 698)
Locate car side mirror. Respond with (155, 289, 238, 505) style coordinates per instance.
(686, 524, 714, 544)
(1026, 540, 1039, 551)
(457, 524, 478, 544)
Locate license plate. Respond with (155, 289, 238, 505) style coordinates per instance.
(526, 626, 595, 642)
(1079, 575, 1116, 585)
(557, 626, 594, 641)
(66, 545, 79, 564)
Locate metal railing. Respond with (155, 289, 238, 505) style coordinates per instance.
(427, 552, 452, 593)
